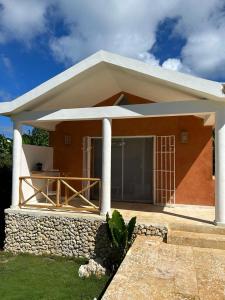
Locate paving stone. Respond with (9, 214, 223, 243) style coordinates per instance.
(103, 236, 225, 300)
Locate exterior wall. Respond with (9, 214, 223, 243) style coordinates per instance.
(20, 144, 53, 202)
(50, 93, 214, 206)
(21, 144, 53, 176)
(4, 210, 167, 259)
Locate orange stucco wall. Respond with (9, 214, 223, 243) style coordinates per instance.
(50, 93, 215, 206)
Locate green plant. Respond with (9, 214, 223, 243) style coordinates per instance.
(106, 210, 136, 268)
(23, 127, 49, 146)
(0, 135, 12, 168)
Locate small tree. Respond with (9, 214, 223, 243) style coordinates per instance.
(0, 135, 12, 167)
(0, 135, 13, 248)
(23, 128, 49, 147)
(106, 210, 136, 270)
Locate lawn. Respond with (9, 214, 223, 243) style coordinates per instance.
(0, 251, 109, 300)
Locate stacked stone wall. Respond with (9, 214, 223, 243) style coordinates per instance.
(4, 211, 167, 259)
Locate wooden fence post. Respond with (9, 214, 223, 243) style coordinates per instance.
(56, 179, 61, 207)
(19, 178, 22, 207)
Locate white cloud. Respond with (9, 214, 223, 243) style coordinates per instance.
(181, 29, 225, 79)
(49, 0, 177, 64)
(172, 0, 225, 79)
(0, 0, 225, 79)
(137, 52, 160, 66)
(162, 58, 183, 71)
(48, 0, 225, 79)
(162, 58, 191, 74)
(0, 0, 49, 43)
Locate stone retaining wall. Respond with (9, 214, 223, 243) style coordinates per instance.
(4, 210, 167, 260)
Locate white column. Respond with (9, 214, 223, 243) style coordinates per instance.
(100, 118, 112, 215)
(215, 109, 225, 225)
(11, 121, 22, 208)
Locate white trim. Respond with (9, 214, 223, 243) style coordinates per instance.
(100, 118, 112, 215)
(0, 50, 224, 115)
(101, 51, 224, 100)
(113, 93, 124, 105)
(11, 121, 22, 208)
(13, 100, 220, 123)
(0, 52, 104, 115)
(203, 114, 215, 126)
(215, 109, 225, 224)
(82, 136, 91, 199)
(121, 139, 124, 200)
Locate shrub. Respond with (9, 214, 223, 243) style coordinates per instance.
(106, 210, 136, 270)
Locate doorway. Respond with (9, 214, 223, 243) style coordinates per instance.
(91, 136, 154, 203)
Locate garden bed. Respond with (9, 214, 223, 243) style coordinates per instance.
(0, 251, 108, 300)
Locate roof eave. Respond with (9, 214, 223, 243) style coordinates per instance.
(0, 50, 225, 116)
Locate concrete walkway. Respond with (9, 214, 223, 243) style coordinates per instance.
(103, 236, 225, 300)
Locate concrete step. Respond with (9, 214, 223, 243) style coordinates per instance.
(168, 222, 225, 235)
(167, 230, 225, 250)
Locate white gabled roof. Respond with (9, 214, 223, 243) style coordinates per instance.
(0, 50, 224, 115)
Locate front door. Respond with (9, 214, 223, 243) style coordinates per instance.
(91, 137, 154, 203)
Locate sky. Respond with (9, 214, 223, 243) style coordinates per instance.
(0, 0, 225, 136)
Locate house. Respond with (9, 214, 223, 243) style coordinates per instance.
(0, 50, 225, 225)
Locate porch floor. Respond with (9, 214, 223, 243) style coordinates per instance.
(19, 199, 215, 227)
(112, 202, 215, 227)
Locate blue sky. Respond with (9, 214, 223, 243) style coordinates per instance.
(0, 0, 225, 136)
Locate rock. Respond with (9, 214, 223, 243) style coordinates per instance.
(4, 212, 167, 259)
(78, 258, 107, 278)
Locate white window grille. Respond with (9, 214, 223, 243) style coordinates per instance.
(155, 136, 175, 205)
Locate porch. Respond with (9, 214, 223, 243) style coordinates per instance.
(18, 179, 215, 226)
(18, 132, 177, 214)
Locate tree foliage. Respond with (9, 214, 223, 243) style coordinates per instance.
(0, 135, 12, 168)
(0, 135, 13, 247)
(23, 128, 49, 147)
(0, 128, 49, 168)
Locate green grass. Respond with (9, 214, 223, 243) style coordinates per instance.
(0, 251, 109, 300)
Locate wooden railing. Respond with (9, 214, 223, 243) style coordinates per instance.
(19, 176, 101, 213)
